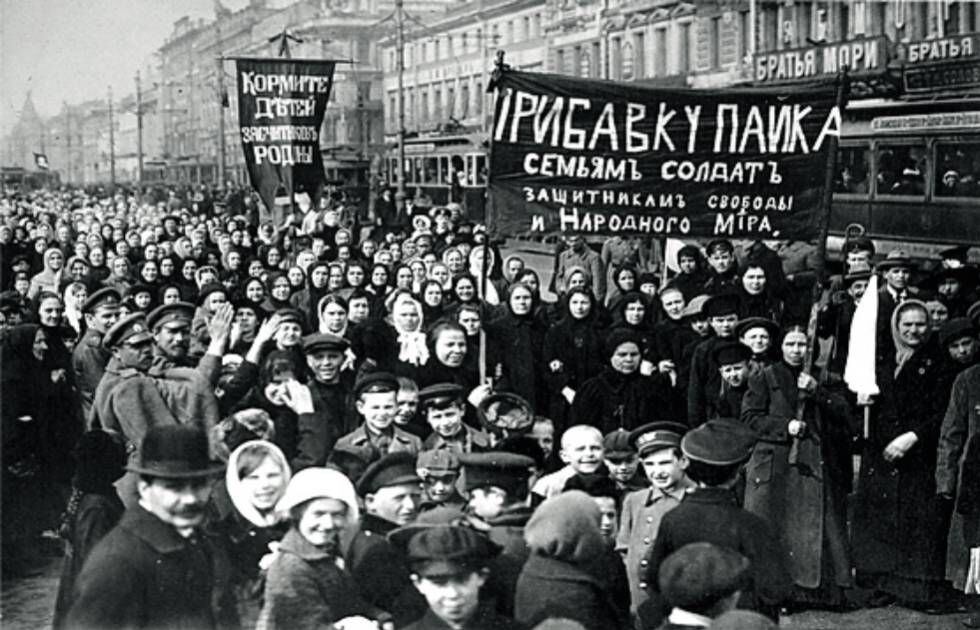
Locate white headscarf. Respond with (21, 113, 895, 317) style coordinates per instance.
(226, 440, 292, 528)
(388, 291, 430, 366)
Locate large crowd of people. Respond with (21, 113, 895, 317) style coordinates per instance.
(3, 183, 980, 629)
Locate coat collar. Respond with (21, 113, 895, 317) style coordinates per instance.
(523, 553, 604, 588)
(644, 478, 696, 506)
(277, 526, 337, 561)
(361, 512, 399, 535)
(119, 504, 195, 554)
(683, 486, 737, 505)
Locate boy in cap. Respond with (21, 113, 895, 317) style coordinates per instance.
(641, 420, 790, 626)
(395, 377, 429, 440)
(710, 341, 752, 419)
(656, 543, 750, 629)
(66, 425, 236, 630)
(616, 422, 694, 620)
(602, 428, 647, 497)
(703, 239, 739, 294)
(297, 332, 354, 468)
(336, 372, 423, 462)
(419, 383, 489, 454)
(72, 287, 121, 418)
(417, 449, 465, 511)
(393, 526, 524, 630)
(347, 452, 428, 626)
(687, 293, 739, 425)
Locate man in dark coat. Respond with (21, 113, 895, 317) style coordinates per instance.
(296, 332, 352, 469)
(346, 452, 428, 626)
(65, 425, 236, 630)
(687, 294, 739, 426)
(642, 421, 791, 628)
(72, 287, 121, 419)
(874, 251, 920, 349)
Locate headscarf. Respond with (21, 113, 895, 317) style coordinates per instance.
(468, 245, 500, 304)
(891, 298, 932, 377)
(389, 291, 430, 366)
(226, 440, 292, 528)
(524, 490, 604, 565)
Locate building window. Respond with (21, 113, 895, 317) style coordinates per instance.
(433, 87, 442, 119)
(506, 21, 514, 44)
(460, 83, 469, 117)
(556, 48, 565, 74)
(633, 32, 645, 78)
(739, 10, 752, 59)
(388, 94, 396, 124)
(420, 89, 429, 122)
(622, 41, 635, 79)
(460, 32, 468, 54)
(580, 48, 592, 77)
(678, 22, 691, 73)
(710, 16, 722, 69)
(447, 85, 455, 119)
(654, 28, 667, 76)
(523, 16, 530, 41)
(592, 42, 601, 78)
(475, 79, 482, 115)
(609, 37, 622, 80)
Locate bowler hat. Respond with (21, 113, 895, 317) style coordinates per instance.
(126, 425, 224, 479)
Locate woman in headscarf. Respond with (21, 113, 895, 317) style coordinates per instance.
(671, 244, 710, 302)
(365, 263, 391, 315)
(135, 259, 161, 293)
(494, 254, 526, 301)
(28, 247, 65, 300)
(317, 294, 353, 342)
(62, 282, 88, 336)
(290, 261, 331, 332)
(737, 263, 785, 325)
(469, 245, 500, 305)
(387, 290, 431, 380)
(445, 273, 491, 322)
(735, 317, 781, 375)
(208, 440, 291, 627)
(543, 288, 605, 432)
(741, 325, 853, 609)
(853, 299, 958, 611)
(487, 283, 548, 413)
(263, 273, 294, 314)
(418, 279, 447, 328)
(86, 247, 110, 284)
(604, 265, 639, 310)
(416, 321, 475, 389)
(570, 329, 676, 433)
(242, 277, 268, 312)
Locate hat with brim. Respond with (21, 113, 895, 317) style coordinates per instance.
(387, 506, 468, 550)
(629, 422, 688, 457)
(734, 317, 780, 342)
(126, 425, 225, 479)
(681, 419, 757, 466)
(398, 524, 500, 578)
(355, 451, 421, 496)
(702, 293, 739, 319)
(877, 250, 915, 272)
(682, 295, 710, 319)
(477, 392, 535, 434)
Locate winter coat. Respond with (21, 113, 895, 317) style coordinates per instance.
(402, 605, 526, 630)
(571, 367, 676, 434)
(72, 327, 111, 421)
(853, 336, 954, 590)
(740, 361, 853, 590)
(487, 309, 547, 413)
(543, 313, 605, 430)
(257, 527, 380, 630)
(514, 554, 625, 630)
(65, 505, 238, 630)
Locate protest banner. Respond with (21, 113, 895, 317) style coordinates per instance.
(235, 58, 336, 215)
(487, 69, 843, 238)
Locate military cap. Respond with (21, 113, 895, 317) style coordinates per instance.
(940, 317, 976, 348)
(658, 542, 750, 610)
(458, 451, 534, 495)
(103, 312, 153, 349)
(81, 287, 121, 314)
(301, 332, 350, 354)
(681, 294, 710, 319)
(734, 317, 780, 342)
(681, 419, 757, 466)
(417, 449, 460, 477)
(602, 429, 636, 460)
(705, 239, 734, 255)
(711, 340, 752, 367)
(843, 235, 875, 256)
(387, 506, 469, 550)
(629, 422, 687, 457)
(477, 392, 535, 435)
(702, 293, 739, 318)
(355, 451, 421, 496)
(877, 249, 915, 272)
(197, 282, 227, 307)
(402, 525, 500, 578)
(354, 371, 400, 398)
(147, 301, 195, 331)
(418, 383, 466, 410)
(274, 307, 304, 326)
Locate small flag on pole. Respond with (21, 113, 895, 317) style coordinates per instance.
(844, 273, 880, 437)
(34, 153, 49, 170)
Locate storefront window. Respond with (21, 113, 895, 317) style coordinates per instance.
(936, 142, 980, 198)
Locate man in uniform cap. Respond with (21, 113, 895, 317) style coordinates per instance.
(336, 372, 424, 462)
(91, 313, 221, 507)
(417, 449, 465, 511)
(295, 332, 354, 469)
(616, 421, 694, 618)
(687, 293, 739, 425)
(419, 383, 489, 454)
(656, 543, 750, 629)
(72, 286, 121, 418)
(66, 425, 235, 630)
(704, 239, 738, 294)
(147, 300, 231, 386)
(346, 452, 428, 626)
(394, 526, 524, 630)
(641, 420, 790, 627)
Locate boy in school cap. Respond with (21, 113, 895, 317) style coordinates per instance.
(335, 372, 423, 463)
(616, 421, 694, 616)
(601, 429, 646, 497)
(657, 543, 750, 627)
(640, 420, 790, 628)
(419, 383, 489, 454)
(711, 340, 753, 419)
(417, 449, 465, 512)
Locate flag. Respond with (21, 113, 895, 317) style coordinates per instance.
(34, 153, 49, 170)
(844, 273, 880, 398)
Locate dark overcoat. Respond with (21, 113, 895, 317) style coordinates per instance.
(514, 554, 627, 630)
(852, 338, 953, 590)
(740, 361, 853, 590)
(571, 367, 676, 434)
(65, 505, 238, 630)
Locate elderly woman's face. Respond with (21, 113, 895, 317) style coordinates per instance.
(394, 300, 421, 331)
(610, 342, 641, 373)
(297, 497, 349, 547)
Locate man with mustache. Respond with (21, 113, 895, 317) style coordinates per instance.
(66, 425, 236, 630)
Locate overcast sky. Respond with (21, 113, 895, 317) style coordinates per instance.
(0, 0, 254, 131)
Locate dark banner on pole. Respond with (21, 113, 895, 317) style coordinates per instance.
(487, 70, 842, 239)
(235, 58, 336, 215)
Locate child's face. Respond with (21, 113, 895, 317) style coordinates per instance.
(357, 391, 397, 432)
(560, 431, 604, 474)
(427, 404, 464, 438)
(641, 448, 688, 491)
(605, 455, 639, 484)
(531, 422, 554, 457)
(691, 318, 710, 336)
(678, 256, 697, 273)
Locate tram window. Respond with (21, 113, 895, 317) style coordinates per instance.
(476, 155, 488, 184)
(935, 143, 980, 198)
(423, 157, 438, 183)
(876, 144, 926, 196)
(835, 146, 871, 195)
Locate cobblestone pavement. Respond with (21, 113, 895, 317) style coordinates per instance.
(0, 554, 968, 630)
